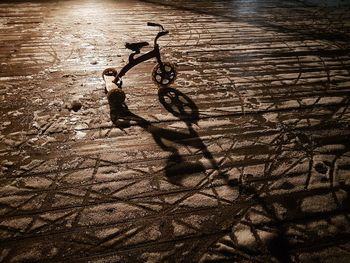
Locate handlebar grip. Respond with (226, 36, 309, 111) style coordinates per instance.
(147, 22, 160, 27)
(147, 22, 165, 31)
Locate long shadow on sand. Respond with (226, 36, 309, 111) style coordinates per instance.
(109, 86, 231, 186)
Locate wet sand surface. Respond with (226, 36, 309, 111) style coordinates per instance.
(0, 0, 350, 262)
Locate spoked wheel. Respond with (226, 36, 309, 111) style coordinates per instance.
(152, 62, 177, 86)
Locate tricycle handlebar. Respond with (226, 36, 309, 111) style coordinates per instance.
(147, 22, 164, 31)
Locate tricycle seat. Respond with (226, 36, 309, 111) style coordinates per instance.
(125, 41, 149, 52)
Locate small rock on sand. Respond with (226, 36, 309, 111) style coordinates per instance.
(66, 100, 82, 112)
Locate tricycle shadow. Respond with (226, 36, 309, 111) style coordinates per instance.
(108, 86, 232, 186)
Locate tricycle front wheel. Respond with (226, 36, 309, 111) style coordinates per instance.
(152, 62, 177, 86)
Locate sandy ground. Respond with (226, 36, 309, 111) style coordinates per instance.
(0, 0, 350, 262)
